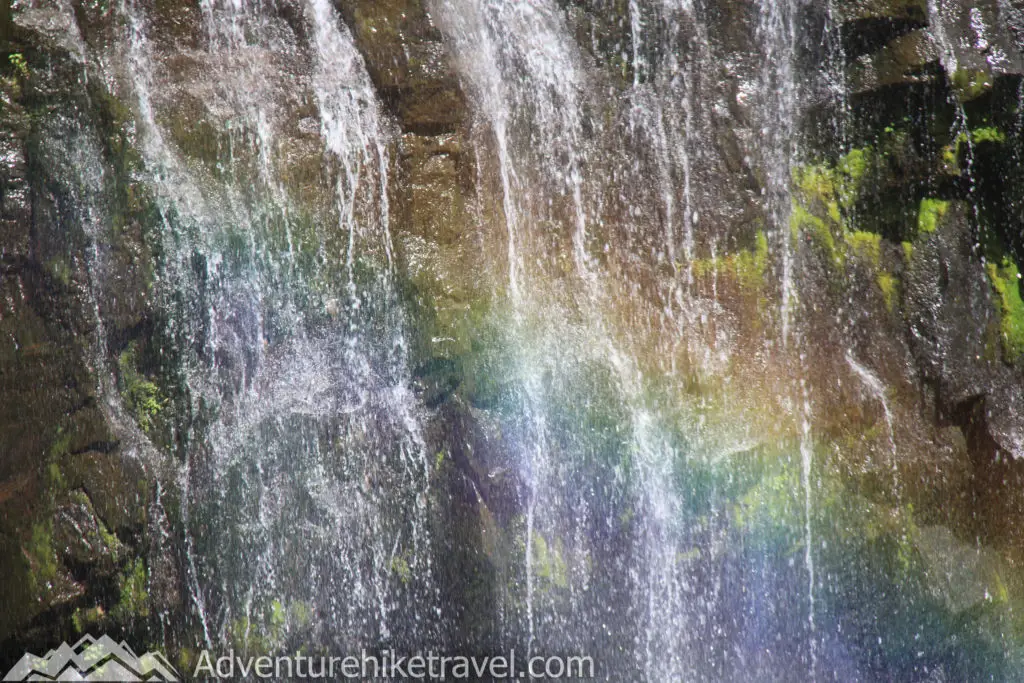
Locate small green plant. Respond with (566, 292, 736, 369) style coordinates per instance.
(118, 342, 167, 434)
(950, 68, 992, 101)
(391, 554, 412, 584)
(8, 53, 28, 78)
(117, 558, 149, 617)
(970, 126, 1006, 144)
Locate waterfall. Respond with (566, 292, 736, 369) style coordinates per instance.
(433, 0, 751, 677)
(756, 0, 802, 345)
(755, 0, 821, 672)
(10, 0, 1024, 679)
(96, 0, 440, 652)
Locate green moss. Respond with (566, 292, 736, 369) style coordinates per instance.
(72, 606, 106, 634)
(941, 143, 959, 174)
(49, 429, 72, 459)
(834, 147, 873, 211)
(117, 558, 149, 618)
(46, 257, 72, 286)
(794, 147, 873, 212)
(734, 231, 770, 290)
(793, 163, 836, 199)
(227, 597, 309, 653)
(847, 230, 882, 266)
(163, 111, 225, 172)
(733, 469, 796, 532)
(917, 198, 950, 235)
(877, 272, 898, 312)
(117, 342, 167, 434)
(27, 522, 58, 592)
(46, 462, 65, 489)
(791, 203, 840, 265)
(90, 85, 144, 174)
(950, 68, 992, 102)
(902, 241, 914, 264)
(732, 447, 919, 561)
(971, 126, 1006, 144)
(837, 147, 869, 183)
(229, 615, 269, 653)
(676, 547, 702, 563)
(945, 128, 1007, 172)
(68, 491, 123, 560)
(789, 148, 881, 270)
(177, 648, 196, 676)
(532, 533, 568, 589)
(986, 256, 1024, 363)
(290, 600, 313, 628)
(689, 230, 769, 294)
(269, 599, 285, 630)
(690, 256, 714, 280)
(723, 439, 1017, 675)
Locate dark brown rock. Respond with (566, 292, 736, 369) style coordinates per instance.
(336, 0, 468, 134)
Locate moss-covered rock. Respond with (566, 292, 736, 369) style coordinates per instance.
(986, 254, 1024, 364)
(0, 6, 185, 658)
(117, 341, 169, 437)
(916, 197, 949, 235)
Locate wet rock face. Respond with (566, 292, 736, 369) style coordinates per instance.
(904, 202, 1001, 405)
(0, 54, 109, 647)
(0, 87, 30, 256)
(337, 0, 468, 134)
(903, 199, 1024, 475)
(2, 0, 1024, 673)
(0, 2, 172, 657)
(0, 0, 482, 654)
(782, 0, 1024, 560)
(832, 0, 1024, 461)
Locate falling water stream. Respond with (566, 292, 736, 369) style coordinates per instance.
(101, 0, 443, 655)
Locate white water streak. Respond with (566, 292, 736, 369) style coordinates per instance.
(845, 351, 897, 469)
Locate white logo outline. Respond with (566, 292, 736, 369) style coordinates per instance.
(3, 633, 180, 681)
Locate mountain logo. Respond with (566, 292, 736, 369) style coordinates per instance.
(2, 634, 180, 681)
